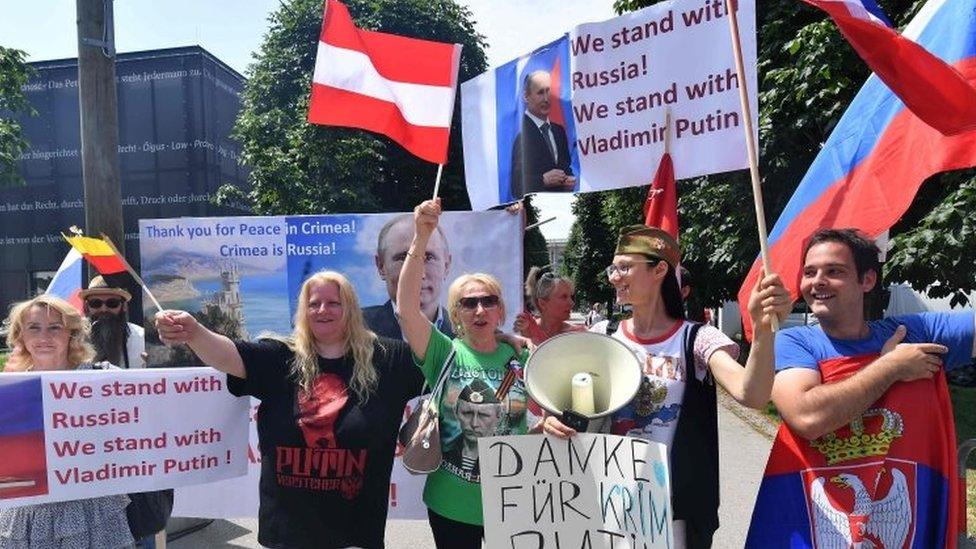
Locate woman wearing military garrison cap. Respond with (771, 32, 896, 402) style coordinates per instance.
(543, 224, 793, 549)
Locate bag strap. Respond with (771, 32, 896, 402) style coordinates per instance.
(426, 346, 458, 407)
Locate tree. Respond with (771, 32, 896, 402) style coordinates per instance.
(230, 0, 487, 215)
(563, 0, 975, 309)
(0, 46, 35, 187)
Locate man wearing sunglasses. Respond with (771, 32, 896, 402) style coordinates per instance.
(80, 276, 145, 369)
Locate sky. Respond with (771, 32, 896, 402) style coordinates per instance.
(0, 0, 618, 239)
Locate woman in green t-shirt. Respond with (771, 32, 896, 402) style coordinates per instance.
(397, 198, 529, 549)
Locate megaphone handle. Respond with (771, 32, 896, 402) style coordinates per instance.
(561, 410, 590, 433)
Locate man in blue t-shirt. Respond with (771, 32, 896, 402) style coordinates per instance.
(747, 228, 976, 548)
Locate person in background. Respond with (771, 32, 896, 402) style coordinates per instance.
(397, 198, 530, 549)
(81, 275, 145, 368)
(585, 302, 606, 327)
(155, 271, 424, 549)
(0, 295, 134, 548)
(514, 267, 585, 345)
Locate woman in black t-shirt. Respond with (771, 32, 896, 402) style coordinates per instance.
(155, 270, 423, 549)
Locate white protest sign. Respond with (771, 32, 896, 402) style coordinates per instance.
(479, 434, 672, 549)
(0, 368, 248, 507)
(461, 0, 757, 209)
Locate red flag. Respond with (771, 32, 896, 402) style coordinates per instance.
(643, 152, 678, 238)
(804, 0, 976, 135)
(307, 0, 462, 164)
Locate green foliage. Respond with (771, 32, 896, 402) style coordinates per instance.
(565, 0, 975, 310)
(229, 0, 487, 215)
(522, 195, 551, 278)
(0, 46, 35, 188)
(887, 170, 976, 307)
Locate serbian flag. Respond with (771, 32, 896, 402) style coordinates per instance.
(0, 377, 48, 499)
(63, 234, 127, 275)
(307, 0, 461, 164)
(45, 248, 84, 312)
(737, 0, 976, 339)
(643, 152, 678, 239)
(804, 0, 976, 135)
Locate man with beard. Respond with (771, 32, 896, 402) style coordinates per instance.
(80, 276, 145, 368)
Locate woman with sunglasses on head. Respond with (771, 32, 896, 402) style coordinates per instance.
(154, 271, 424, 549)
(397, 198, 530, 549)
(0, 295, 134, 549)
(514, 267, 585, 346)
(541, 225, 793, 549)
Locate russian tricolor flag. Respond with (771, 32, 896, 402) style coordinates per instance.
(805, 0, 976, 135)
(0, 377, 48, 499)
(738, 0, 976, 338)
(45, 248, 84, 312)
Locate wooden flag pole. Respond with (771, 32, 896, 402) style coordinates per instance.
(724, 0, 778, 331)
(664, 107, 672, 156)
(431, 164, 445, 199)
(99, 233, 165, 313)
(525, 216, 556, 232)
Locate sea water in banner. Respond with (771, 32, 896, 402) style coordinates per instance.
(0, 369, 248, 507)
(479, 434, 672, 548)
(462, 0, 757, 209)
(139, 211, 524, 518)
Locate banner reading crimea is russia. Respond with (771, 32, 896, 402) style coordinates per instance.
(462, 0, 757, 210)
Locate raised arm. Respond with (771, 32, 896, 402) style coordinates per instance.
(155, 310, 246, 379)
(772, 325, 947, 439)
(709, 272, 792, 408)
(396, 199, 441, 359)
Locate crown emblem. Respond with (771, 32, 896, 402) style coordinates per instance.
(810, 408, 903, 465)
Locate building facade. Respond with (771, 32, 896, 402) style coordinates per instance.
(0, 46, 251, 316)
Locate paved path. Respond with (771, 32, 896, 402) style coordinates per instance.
(173, 404, 774, 548)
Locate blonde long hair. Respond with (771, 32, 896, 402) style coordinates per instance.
(284, 271, 379, 402)
(5, 295, 94, 369)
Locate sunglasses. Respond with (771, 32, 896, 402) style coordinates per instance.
(458, 295, 500, 310)
(86, 298, 123, 309)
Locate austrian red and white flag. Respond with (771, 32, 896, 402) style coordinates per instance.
(308, 0, 462, 164)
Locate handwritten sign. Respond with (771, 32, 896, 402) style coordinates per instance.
(479, 434, 672, 548)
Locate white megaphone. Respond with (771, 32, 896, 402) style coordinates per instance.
(524, 331, 643, 432)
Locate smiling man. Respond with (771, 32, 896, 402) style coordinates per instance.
(746, 228, 976, 548)
(363, 214, 454, 340)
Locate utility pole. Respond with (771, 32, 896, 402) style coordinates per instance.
(76, 0, 124, 274)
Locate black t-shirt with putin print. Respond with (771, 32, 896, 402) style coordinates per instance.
(229, 337, 423, 549)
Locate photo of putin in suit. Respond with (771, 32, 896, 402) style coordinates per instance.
(363, 214, 455, 340)
(510, 70, 575, 199)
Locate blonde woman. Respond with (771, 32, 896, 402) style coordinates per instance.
(514, 267, 585, 345)
(397, 199, 531, 548)
(155, 271, 423, 549)
(0, 295, 134, 548)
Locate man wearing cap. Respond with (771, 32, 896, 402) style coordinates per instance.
(542, 224, 791, 549)
(81, 276, 145, 369)
(442, 378, 505, 482)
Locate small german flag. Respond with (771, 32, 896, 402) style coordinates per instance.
(62, 234, 126, 275)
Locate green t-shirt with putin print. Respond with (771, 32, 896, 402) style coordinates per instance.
(416, 328, 529, 525)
